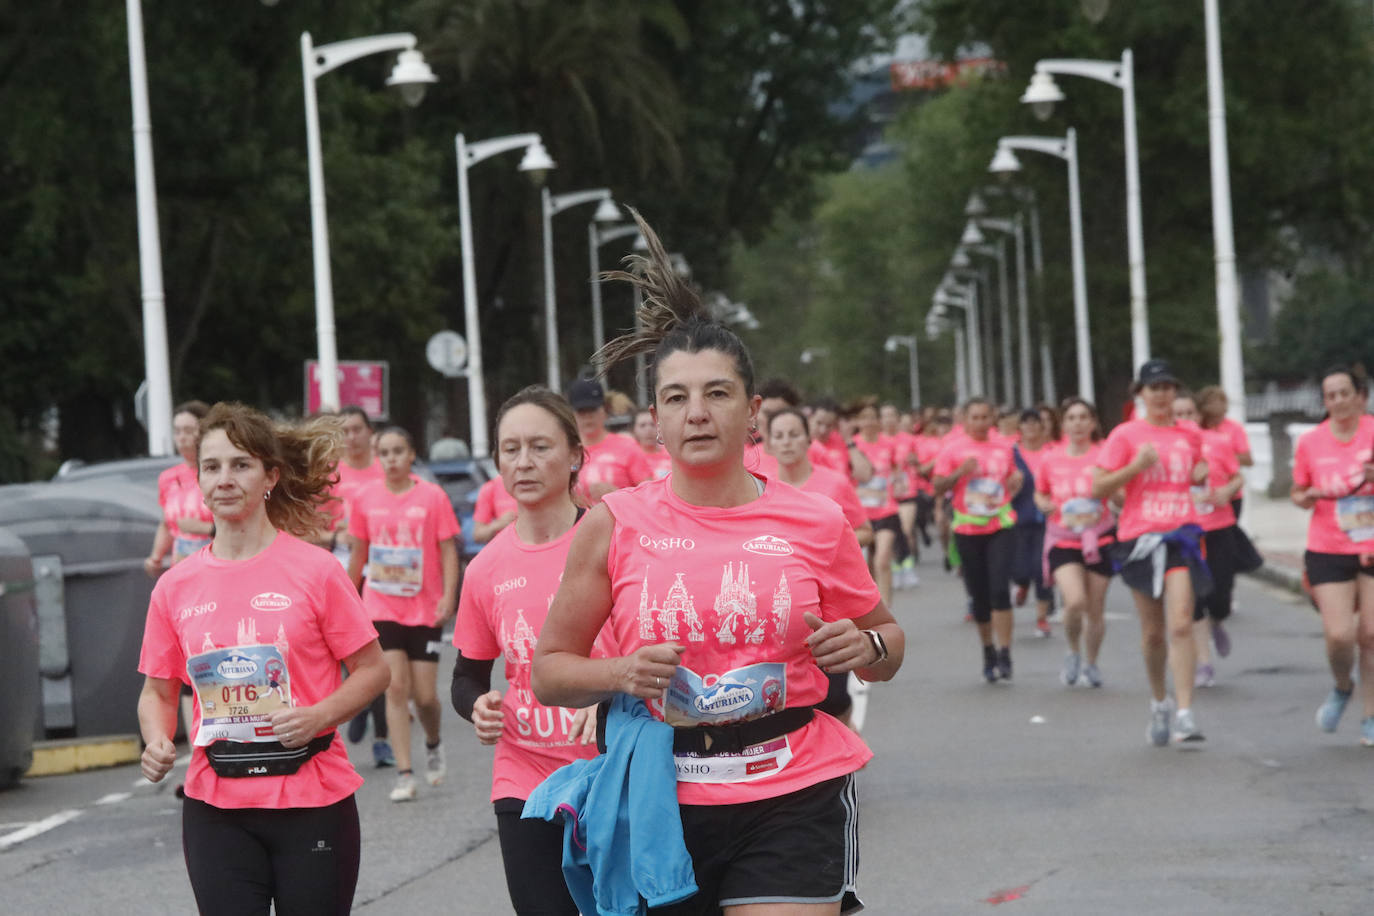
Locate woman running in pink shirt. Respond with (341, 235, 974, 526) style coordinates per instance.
(534, 213, 904, 915)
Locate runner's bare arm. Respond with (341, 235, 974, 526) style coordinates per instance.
(1091, 448, 1151, 500)
(435, 538, 459, 624)
(849, 446, 874, 484)
(138, 676, 181, 782)
(144, 522, 172, 577)
(854, 520, 874, 548)
(269, 640, 389, 749)
(346, 536, 368, 593)
(933, 457, 976, 496)
(532, 504, 683, 708)
(1032, 492, 1057, 515)
(803, 602, 904, 683)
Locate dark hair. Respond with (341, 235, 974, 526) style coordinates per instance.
(173, 400, 210, 421)
(494, 386, 585, 495)
(595, 209, 755, 399)
(766, 407, 811, 438)
(1035, 402, 1061, 440)
(338, 405, 373, 429)
(1058, 397, 1102, 442)
(375, 426, 416, 452)
(1018, 408, 1043, 425)
(1321, 363, 1368, 396)
(758, 378, 801, 407)
(1195, 385, 1228, 429)
(199, 402, 341, 539)
(845, 395, 879, 418)
(809, 397, 841, 415)
(964, 396, 993, 413)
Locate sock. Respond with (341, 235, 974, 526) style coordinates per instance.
(425, 739, 441, 751)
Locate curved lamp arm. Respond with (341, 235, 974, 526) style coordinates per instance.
(306, 33, 417, 78)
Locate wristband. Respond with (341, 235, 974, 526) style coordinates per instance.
(861, 629, 889, 664)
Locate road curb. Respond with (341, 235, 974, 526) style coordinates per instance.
(25, 735, 141, 777)
(1247, 562, 1303, 596)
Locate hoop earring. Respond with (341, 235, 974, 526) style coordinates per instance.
(655, 432, 664, 445)
(264, 490, 271, 501)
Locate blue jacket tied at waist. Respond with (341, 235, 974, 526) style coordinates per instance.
(522, 694, 697, 916)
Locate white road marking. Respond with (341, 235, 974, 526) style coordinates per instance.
(94, 792, 131, 806)
(0, 810, 83, 850)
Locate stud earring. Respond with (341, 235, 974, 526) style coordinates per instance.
(264, 490, 271, 501)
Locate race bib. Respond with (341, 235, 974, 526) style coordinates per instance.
(857, 476, 889, 508)
(1336, 495, 1374, 543)
(674, 735, 794, 784)
(891, 471, 911, 499)
(1060, 497, 1102, 533)
(173, 534, 211, 563)
(964, 477, 1005, 516)
(187, 645, 293, 746)
(664, 663, 787, 727)
(1191, 485, 1214, 516)
(368, 544, 423, 596)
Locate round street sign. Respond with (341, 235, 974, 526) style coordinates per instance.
(426, 331, 468, 377)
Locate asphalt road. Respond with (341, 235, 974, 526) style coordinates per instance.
(3, 552, 1372, 915)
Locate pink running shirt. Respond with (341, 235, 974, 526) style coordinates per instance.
(640, 445, 672, 480)
(601, 477, 879, 806)
(887, 432, 920, 500)
(138, 533, 377, 809)
(1097, 420, 1203, 541)
(797, 465, 869, 534)
(851, 435, 898, 520)
(1194, 427, 1240, 531)
(1037, 444, 1114, 549)
(911, 435, 942, 496)
(157, 463, 214, 562)
(933, 436, 1018, 535)
(473, 477, 519, 526)
(1292, 415, 1374, 554)
(348, 478, 460, 626)
(576, 433, 654, 505)
(454, 520, 611, 802)
(807, 439, 847, 475)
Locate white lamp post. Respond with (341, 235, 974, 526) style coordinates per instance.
(936, 283, 983, 398)
(455, 132, 555, 458)
(125, 0, 172, 454)
(977, 215, 1032, 406)
(587, 222, 640, 370)
(1022, 50, 1149, 373)
(965, 240, 1015, 405)
(301, 31, 437, 412)
(541, 189, 620, 392)
(885, 335, 921, 409)
(990, 130, 1094, 402)
(929, 305, 968, 404)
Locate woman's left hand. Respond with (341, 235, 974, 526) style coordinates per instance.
(802, 612, 873, 673)
(568, 704, 600, 745)
(269, 706, 327, 749)
(434, 594, 457, 626)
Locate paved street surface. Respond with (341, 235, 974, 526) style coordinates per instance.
(3, 542, 1372, 914)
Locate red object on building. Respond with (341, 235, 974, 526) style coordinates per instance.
(304, 360, 389, 419)
(889, 58, 1006, 91)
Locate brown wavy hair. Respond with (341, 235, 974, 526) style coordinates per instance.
(494, 386, 585, 495)
(198, 402, 342, 539)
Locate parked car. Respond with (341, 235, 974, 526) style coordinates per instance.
(417, 455, 499, 560)
(53, 455, 179, 488)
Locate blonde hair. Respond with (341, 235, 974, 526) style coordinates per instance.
(199, 403, 342, 539)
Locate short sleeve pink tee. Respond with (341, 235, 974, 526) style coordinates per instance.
(157, 463, 214, 562)
(601, 477, 879, 806)
(851, 435, 898, 520)
(473, 477, 519, 525)
(1293, 415, 1374, 554)
(641, 445, 672, 480)
(327, 458, 385, 529)
(799, 465, 869, 534)
(887, 432, 919, 500)
(577, 433, 654, 505)
(1195, 427, 1240, 531)
(1037, 443, 1115, 549)
(138, 534, 377, 809)
(348, 478, 460, 625)
(454, 520, 610, 802)
(1097, 419, 1203, 541)
(806, 439, 847, 475)
(912, 435, 942, 495)
(933, 436, 1018, 535)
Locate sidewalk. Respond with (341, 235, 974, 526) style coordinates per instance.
(1242, 494, 1306, 594)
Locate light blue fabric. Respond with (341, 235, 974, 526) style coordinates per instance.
(522, 694, 698, 916)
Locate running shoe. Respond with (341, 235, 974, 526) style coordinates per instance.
(1148, 698, 1173, 747)
(1212, 621, 1231, 658)
(905, 568, 921, 588)
(1361, 717, 1374, 747)
(1172, 707, 1204, 744)
(1060, 652, 1081, 687)
(1194, 663, 1215, 688)
(373, 739, 395, 768)
(996, 647, 1013, 681)
(1035, 619, 1052, 639)
(346, 711, 368, 744)
(1014, 584, 1029, 607)
(1316, 687, 1353, 733)
(389, 772, 417, 802)
(424, 743, 446, 786)
(1078, 663, 1103, 688)
(983, 646, 999, 683)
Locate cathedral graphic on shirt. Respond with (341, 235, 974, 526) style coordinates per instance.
(637, 564, 792, 647)
(499, 609, 538, 705)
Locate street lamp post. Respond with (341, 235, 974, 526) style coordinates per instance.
(965, 240, 1015, 406)
(885, 335, 920, 409)
(936, 283, 983, 398)
(301, 31, 437, 412)
(541, 189, 620, 392)
(456, 132, 555, 458)
(588, 223, 640, 368)
(989, 130, 1094, 402)
(977, 216, 1032, 406)
(1022, 50, 1149, 372)
(125, 0, 172, 454)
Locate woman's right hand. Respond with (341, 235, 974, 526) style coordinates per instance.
(1292, 487, 1319, 510)
(143, 556, 164, 579)
(141, 736, 177, 783)
(616, 643, 684, 699)
(1132, 443, 1159, 472)
(472, 690, 504, 745)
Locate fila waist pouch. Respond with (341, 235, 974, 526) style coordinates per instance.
(205, 734, 334, 778)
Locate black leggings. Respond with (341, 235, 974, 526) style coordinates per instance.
(182, 794, 360, 916)
(1198, 526, 1237, 622)
(1010, 524, 1053, 601)
(955, 529, 1015, 623)
(495, 803, 579, 915)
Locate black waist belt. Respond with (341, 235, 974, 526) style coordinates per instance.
(672, 707, 814, 757)
(204, 734, 334, 778)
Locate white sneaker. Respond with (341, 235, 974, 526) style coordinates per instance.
(389, 772, 417, 802)
(1172, 707, 1205, 744)
(425, 743, 446, 786)
(1148, 698, 1173, 747)
(903, 567, 920, 588)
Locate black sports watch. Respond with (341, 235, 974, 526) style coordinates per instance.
(861, 628, 889, 664)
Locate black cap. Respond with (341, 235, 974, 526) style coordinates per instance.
(1135, 359, 1180, 388)
(567, 378, 606, 410)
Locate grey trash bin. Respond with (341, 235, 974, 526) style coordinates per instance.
(0, 526, 39, 787)
(0, 479, 160, 739)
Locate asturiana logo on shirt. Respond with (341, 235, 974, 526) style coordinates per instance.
(250, 592, 293, 612)
(639, 535, 696, 551)
(742, 535, 793, 557)
(216, 654, 259, 680)
(693, 683, 755, 716)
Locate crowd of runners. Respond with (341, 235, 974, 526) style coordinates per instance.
(135, 214, 1374, 914)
